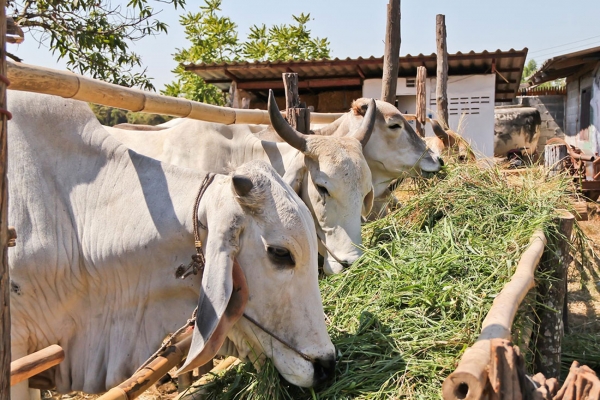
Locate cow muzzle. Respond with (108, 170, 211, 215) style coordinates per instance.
(313, 356, 336, 386)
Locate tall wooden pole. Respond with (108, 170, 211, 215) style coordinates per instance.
(436, 14, 449, 129)
(415, 66, 427, 137)
(381, 0, 401, 104)
(0, 0, 11, 398)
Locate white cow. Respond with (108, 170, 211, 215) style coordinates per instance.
(108, 91, 376, 275)
(8, 91, 335, 399)
(255, 99, 443, 218)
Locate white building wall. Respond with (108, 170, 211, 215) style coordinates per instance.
(362, 75, 496, 158)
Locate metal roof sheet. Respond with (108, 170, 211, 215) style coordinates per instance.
(184, 48, 528, 102)
(528, 46, 600, 86)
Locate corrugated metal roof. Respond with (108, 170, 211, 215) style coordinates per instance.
(184, 48, 528, 102)
(528, 46, 600, 86)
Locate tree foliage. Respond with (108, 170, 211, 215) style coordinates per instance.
(89, 104, 172, 126)
(522, 59, 538, 82)
(8, 0, 185, 90)
(162, 0, 330, 104)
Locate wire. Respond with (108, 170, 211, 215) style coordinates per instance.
(528, 34, 600, 55)
(530, 41, 600, 62)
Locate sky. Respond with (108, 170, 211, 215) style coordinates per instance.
(9, 0, 600, 91)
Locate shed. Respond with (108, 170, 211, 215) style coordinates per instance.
(185, 48, 528, 157)
(528, 46, 600, 160)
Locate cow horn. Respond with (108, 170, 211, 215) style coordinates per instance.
(431, 119, 450, 147)
(351, 99, 376, 148)
(232, 175, 253, 197)
(268, 89, 308, 152)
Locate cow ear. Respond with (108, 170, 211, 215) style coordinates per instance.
(175, 227, 249, 375)
(362, 187, 375, 217)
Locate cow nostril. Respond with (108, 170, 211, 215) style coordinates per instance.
(313, 357, 336, 386)
(438, 158, 445, 167)
(340, 261, 352, 269)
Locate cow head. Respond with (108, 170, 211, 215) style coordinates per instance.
(268, 91, 374, 275)
(178, 160, 335, 387)
(326, 99, 442, 198)
(428, 119, 475, 162)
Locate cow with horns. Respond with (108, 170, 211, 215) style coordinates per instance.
(108, 90, 376, 275)
(8, 91, 335, 399)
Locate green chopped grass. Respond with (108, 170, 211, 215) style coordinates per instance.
(199, 163, 575, 399)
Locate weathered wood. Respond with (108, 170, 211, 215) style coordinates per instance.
(544, 144, 568, 177)
(533, 211, 574, 380)
(381, 0, 401, 104)
(415, 66, 427, 137)
(436, 14, 449, 129)
(282, 72, 310, 134)
(570, 200, 588, 221)
(6, 61, 342, 126)
(489, 339, 522, 400)
(442, 231, 546, 400)
(97, 333, 192, 400)
(553, 361, 600, 399)
(0, 0, 10, 397)
(10, 345, 64, 386)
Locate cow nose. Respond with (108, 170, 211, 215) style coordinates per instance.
(313, 356, 336, 386)
(340, 261, 352, 269)
(438, 157, 445, 167)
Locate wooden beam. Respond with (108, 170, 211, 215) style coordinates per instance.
(381, 0, 401, 103)
(0, 0, 10, 397)
(10, 345, 65, 386)
(237, 77, 361, 90)
(223, 69, 238, 82)
(356, 65, 366, 80)
(415, 66, 427, 137)
(436, 14, 449, 129)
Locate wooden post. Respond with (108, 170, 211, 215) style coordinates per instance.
(0, 0, 11, 398)
(544, 144, 568, 177)
(381, 0, 401, 104)
(533, 211, 575, 379)
(415, 66, 427, 137)
(282, 73, 310, 134)
(436, 14, 449, 129)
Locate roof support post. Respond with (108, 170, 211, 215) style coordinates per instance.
(416, 66, 427, 137)
(0, 0, 11, 397)
(381, 0, 401, 104)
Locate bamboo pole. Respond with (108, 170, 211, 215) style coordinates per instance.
(10, 345, 64, 386)
(436, 14, 449, 129)
(381, 0, 401, 104)
(6, 61, 342, 126)
(97, 332, 192, 400)
(0, 0, 10, 397)
(442, 230, 547, 400)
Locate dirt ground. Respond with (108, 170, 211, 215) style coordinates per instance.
(567, 206, 600, 334)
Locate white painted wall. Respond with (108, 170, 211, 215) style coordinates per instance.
(362, 75, 496, 157)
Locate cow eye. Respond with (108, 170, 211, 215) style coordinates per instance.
(316, 185, 330, 197)
(389, 123, 402, 130)
(267, 246, 295, 267)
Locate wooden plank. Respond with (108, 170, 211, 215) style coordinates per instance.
(415, 66, 427, 137)
(10, 345, 65, 386)
(0, 0, 10, 397)
(236, 77, 361, 90)
(436, 14, 449, 129)
(381, 0, 401, 104)
(544, 144, 568, 177)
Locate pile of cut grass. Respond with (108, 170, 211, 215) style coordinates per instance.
(195, 163, 573, 399)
